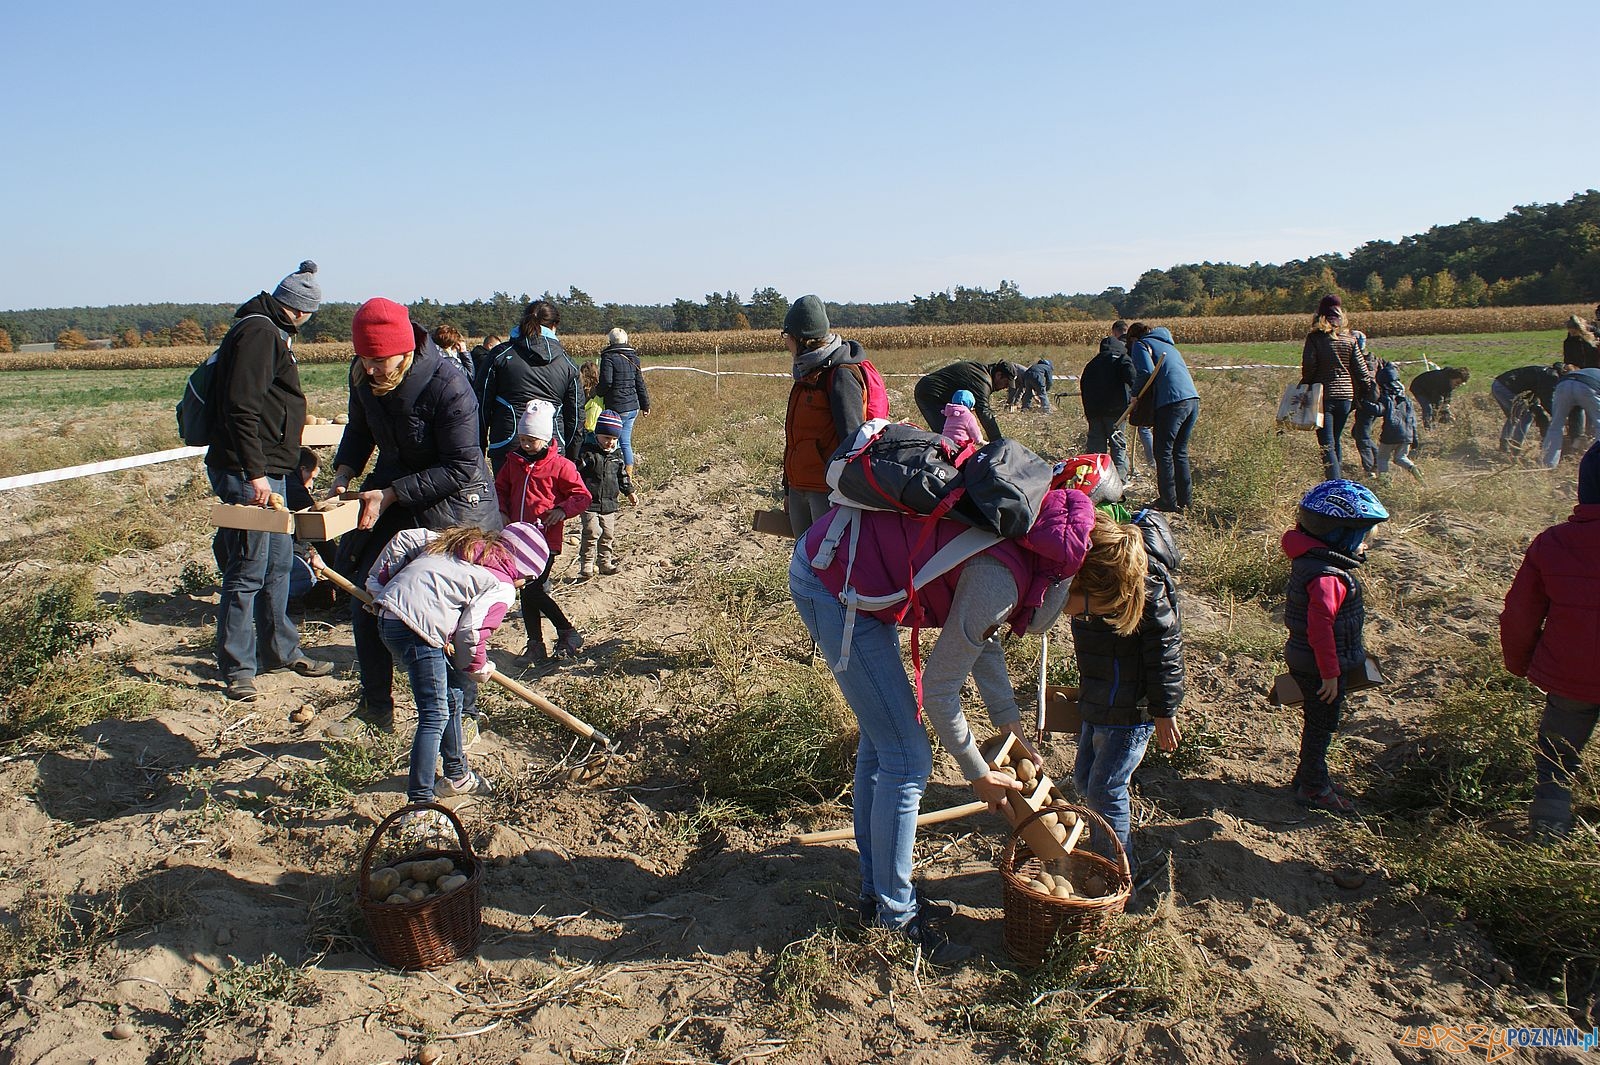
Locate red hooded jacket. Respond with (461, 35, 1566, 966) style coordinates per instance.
(494, 445, 591, 556)
(1501, 504, 1600, 703)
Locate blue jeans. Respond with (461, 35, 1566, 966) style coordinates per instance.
(1085, 417, 1130, 480)
(789, 548, 931, 929)
(1152, 398, 1199, 510)
(379, 616, 467, 803)
(1542, 379, 1600, 468)
(618, 408, 640, 467)
(208, 467, 298, 683)
(1316, 398, 1353, 481)
(1492, 380, 1540, 451)
(1073, 722, 1153, 873)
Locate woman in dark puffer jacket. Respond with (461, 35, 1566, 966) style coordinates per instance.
(330, 298, 501, 731)
(597, 327, 650, 473)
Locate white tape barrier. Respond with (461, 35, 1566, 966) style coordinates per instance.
(0, 357, 1445, 493)
(0, 445, 206, 493)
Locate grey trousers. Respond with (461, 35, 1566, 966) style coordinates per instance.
(786, 488, 832, 539)
(1534, 693, 1600, 833)
(579, 511, 618, 569)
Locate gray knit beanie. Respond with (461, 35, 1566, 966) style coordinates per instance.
(272, 260, 322, 314)
(783, 295, 830, 340)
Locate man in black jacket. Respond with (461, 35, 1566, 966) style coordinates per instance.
(1080, 322, 1137, 478)
(1492, 363, 1563, 453)
(914, 360, 1013, 440)
(205, 261, 333, 700)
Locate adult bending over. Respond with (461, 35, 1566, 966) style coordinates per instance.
(1300, 294, 1373, 481)
(789, 488, 1095, 959)
(478, 300, 583, 469)
(1491, 363, 1562, 453)
(1541, 366, 1600, 469)
(330, 298, 502, 731)
(205, 260, 333, 700)
(1127, 323, 1200, 512)
(1409, 366, 1470, 429)
(781, 295, 885, 536)
(914, 360, 1014, 439)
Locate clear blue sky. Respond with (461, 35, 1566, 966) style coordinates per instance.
(4, 1, 1596, 311)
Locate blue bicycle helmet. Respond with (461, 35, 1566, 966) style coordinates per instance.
(1298, 479, 1388, 555)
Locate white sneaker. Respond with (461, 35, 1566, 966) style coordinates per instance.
(437, 769, 491, 798)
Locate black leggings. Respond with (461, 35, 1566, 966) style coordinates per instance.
(521, 567, 571, 643)
(1292, 671, 1345, 789)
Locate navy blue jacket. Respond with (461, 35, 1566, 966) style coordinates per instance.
(335, 331, 501, 534)
(1080, 336, 1135, 420)
(598, 344, 651, 415)
(478, 332, 583, 458)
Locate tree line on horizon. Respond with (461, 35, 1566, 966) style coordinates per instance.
(2, 189, 1595, 353)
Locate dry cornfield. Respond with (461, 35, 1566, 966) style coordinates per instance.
(3, 303, 1588, 371)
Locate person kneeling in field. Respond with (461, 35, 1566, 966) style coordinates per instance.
(1501, 442, 1600, 840)
(789, 486, 1096, 961)
(366, 522, 548, 834)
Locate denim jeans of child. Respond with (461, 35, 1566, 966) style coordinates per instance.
(789, 548, 931, 929)
(1533, 694, 1600, 832)
(1351, 406, 1379, 473)
(1073, 722, 1153, 873)
(379, 615, 467, 803)
(208, 467, 298, 684)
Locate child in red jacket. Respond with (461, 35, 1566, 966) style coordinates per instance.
(1501, 441, 1600, 839)
(494, 399, 592, 661)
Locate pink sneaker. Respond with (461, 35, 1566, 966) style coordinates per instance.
(1295, 783, 1356, 815)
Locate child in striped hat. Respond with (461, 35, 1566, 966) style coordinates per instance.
(366, 522, 548, 825)
(575, 410, 636, 578)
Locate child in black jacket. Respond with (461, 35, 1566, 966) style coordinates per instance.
(1068, 510, 1185, 876)
(574, 410, 635, 578)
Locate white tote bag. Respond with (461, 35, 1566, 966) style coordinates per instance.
(1276, 382, 1323, 431)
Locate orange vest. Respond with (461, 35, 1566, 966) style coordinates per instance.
(784, 365, 865, 492)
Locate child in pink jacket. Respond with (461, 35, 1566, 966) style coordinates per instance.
(494, 399, 592, 661)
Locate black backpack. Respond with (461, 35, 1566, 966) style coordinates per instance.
(950, 438, 1054, 538)
(175, 313, 270, 446)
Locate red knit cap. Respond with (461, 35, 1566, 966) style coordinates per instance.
(351, 298, 415, 358)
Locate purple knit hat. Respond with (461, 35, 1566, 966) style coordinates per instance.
(493, 522, 550, 582)
(1317, 294, 1342, 317)
(595, 410, 624, 437)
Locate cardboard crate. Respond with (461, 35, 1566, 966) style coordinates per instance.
(1041, 685, 1081, 737)
(210, 503, 295, 534)
(300, 422, 346, 447)
(1270, 656, 1386, 706)
(295, 498, 361, 541)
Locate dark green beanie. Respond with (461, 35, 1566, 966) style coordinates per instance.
(783, 295, 830, 340)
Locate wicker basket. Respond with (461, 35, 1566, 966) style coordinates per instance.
(356, 802, 484, 970)
(999, 805, 1131, 966)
